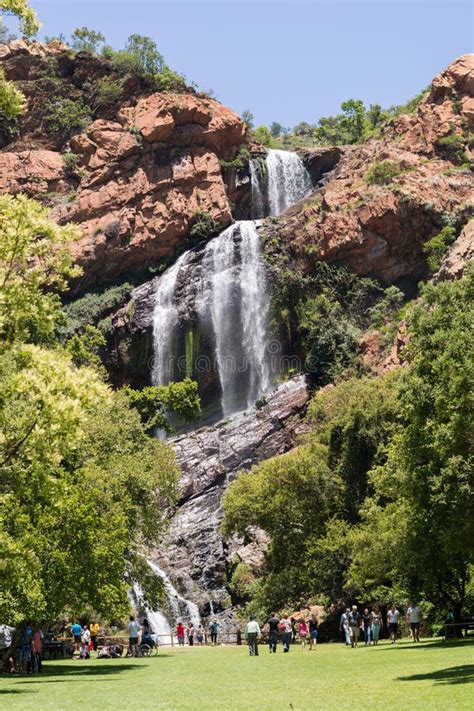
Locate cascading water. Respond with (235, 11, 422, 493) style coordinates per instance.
(250, 148, 313, 218)
(147, 561, 201, 629)
(151, 148, 312, 418)
(148, 148, 312, 633)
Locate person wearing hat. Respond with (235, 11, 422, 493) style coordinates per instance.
(246, 615, 261, 656)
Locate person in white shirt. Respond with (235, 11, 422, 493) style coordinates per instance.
(127, 616, 141, 657)
(246, 615, 261, 656)
(406, 603, 422, 642)
(387, 605, 401, 644)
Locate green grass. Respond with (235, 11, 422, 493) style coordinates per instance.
(1, 638, 473, 710)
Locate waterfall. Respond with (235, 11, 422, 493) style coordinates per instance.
(130, 582, 171, 645)
(152, 250, 191, 386)
(151, 149, 312, 417)
(250, 148, 313, 218)
(148, 561, 201, 629)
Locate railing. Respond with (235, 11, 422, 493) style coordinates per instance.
(48, 632, 245, 649)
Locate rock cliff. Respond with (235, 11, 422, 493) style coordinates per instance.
(154, 375, 310, 615)
(0, 40, 247, 291)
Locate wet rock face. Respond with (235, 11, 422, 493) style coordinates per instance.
(153, 375, 310, 615)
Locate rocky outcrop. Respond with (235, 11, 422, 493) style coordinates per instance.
(264, 55, 474, 285)
(434, 218, 474, 282)
(0, 41, 247, 291)
(153, 375, 310, 615)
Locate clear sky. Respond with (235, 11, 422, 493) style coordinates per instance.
(5, 1, 473, 127)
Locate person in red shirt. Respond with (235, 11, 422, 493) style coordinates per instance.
(176, 622, 185, 647)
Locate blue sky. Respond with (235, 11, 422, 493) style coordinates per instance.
(5, 1, 473, 127)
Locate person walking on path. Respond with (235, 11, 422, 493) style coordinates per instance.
(280, 615, 292, 653)
(298, 619, 308, 651)
(372, 606, 382, 645)
(246, 615, 261, 656)
(267, 613, 280, 653)
(362, 608, 373, 645)
(176, 622, 185, 647)
(209, 619, 219, 645)
(127, 616, 141, 657)
(387, 605, 401, 644)
(90, 621, 100, 652)
(309, 617, 318, 650)
(340, 608, 351, 644)
(406, 603, 422, 642)
(348, 606, 362, 648)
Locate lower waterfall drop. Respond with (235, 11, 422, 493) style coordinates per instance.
(148, 561, 201, 629)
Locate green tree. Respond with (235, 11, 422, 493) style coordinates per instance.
(252, 125, 276, 148)
(0, 195, 81, 344)
(293, 121, 313, 136)
(340, 99, 367, 143)
(350, 270, 474, 619)
(0, 0, 39, 37)
(241, 110, 254, 129)
(122, 379, 200, 433)
(270, 121, 283, 138)
(423, 226, 457, 273)
(0, 345, 179, 622)
(112, 34, 164, 77)
(71, 26, 105, 53)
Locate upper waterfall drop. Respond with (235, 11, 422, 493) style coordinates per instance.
(250, 148, 313, 218)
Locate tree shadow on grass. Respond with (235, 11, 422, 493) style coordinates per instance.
(398, 664, 474, 685)
(0, 689, 36, 695)
(12, 659, 170, 684)
(373, 639, 474, 651)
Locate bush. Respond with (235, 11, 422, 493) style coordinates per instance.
(252, 125, 277, 148)
(436, 133, 468, 164)
(94, 76, 123, 109)
(423, 226, 457, 273)
(219, 147, 251, 172)
(110, 34, 164, 77)
(369, 286, 404, 328)
(44, 97, 92, 137)
(366, 160, 401, 185)
(58, 283, 133, 340)
(62, 152, 80, 176)
(188, 211, 221, 243)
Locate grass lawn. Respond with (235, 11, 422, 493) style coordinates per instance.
(1, 638, 473, 710)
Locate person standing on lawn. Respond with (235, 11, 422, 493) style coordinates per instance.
(362, 608, 373, 645)
(246, 615, 261, 656)
(187, 623, 195, 646)
(176, 622, 185, 647)
(127, 616, 141, 657)
(209, 619, 219, 645)
(372, 606, 382, 645)
(90, 621, 100, 652)
(387, 605, 401, 644)
(340, 608, 351, 644)
(71, 621, 82, 653)
(298, 619, 308, 651)
(348, 606, 362, 648)
(309, 617, 318, 650)
(280, 615, 292, 653)
(406, 603, 422, 642)
(267, 612, 280, 653)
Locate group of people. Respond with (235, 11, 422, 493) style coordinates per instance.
(0, 622, 44, 674)
(70, 621, 101, 659)
(339, 603, 422, 647)
(175, 619, 222, 646)
(246, 613, 319, 656)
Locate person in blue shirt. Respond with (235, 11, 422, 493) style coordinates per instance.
(71, 622, 82, 652)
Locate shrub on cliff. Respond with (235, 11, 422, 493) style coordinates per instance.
(366, 160, 401, 185)
(188, 211, 221, 244)
(423, 226, 457, 273)
(44, 97, 92, 138)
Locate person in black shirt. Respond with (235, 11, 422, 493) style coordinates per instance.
(309, 617, 318, 650)
(362, 608, 373, 645)
(267, 613, 280, 653)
